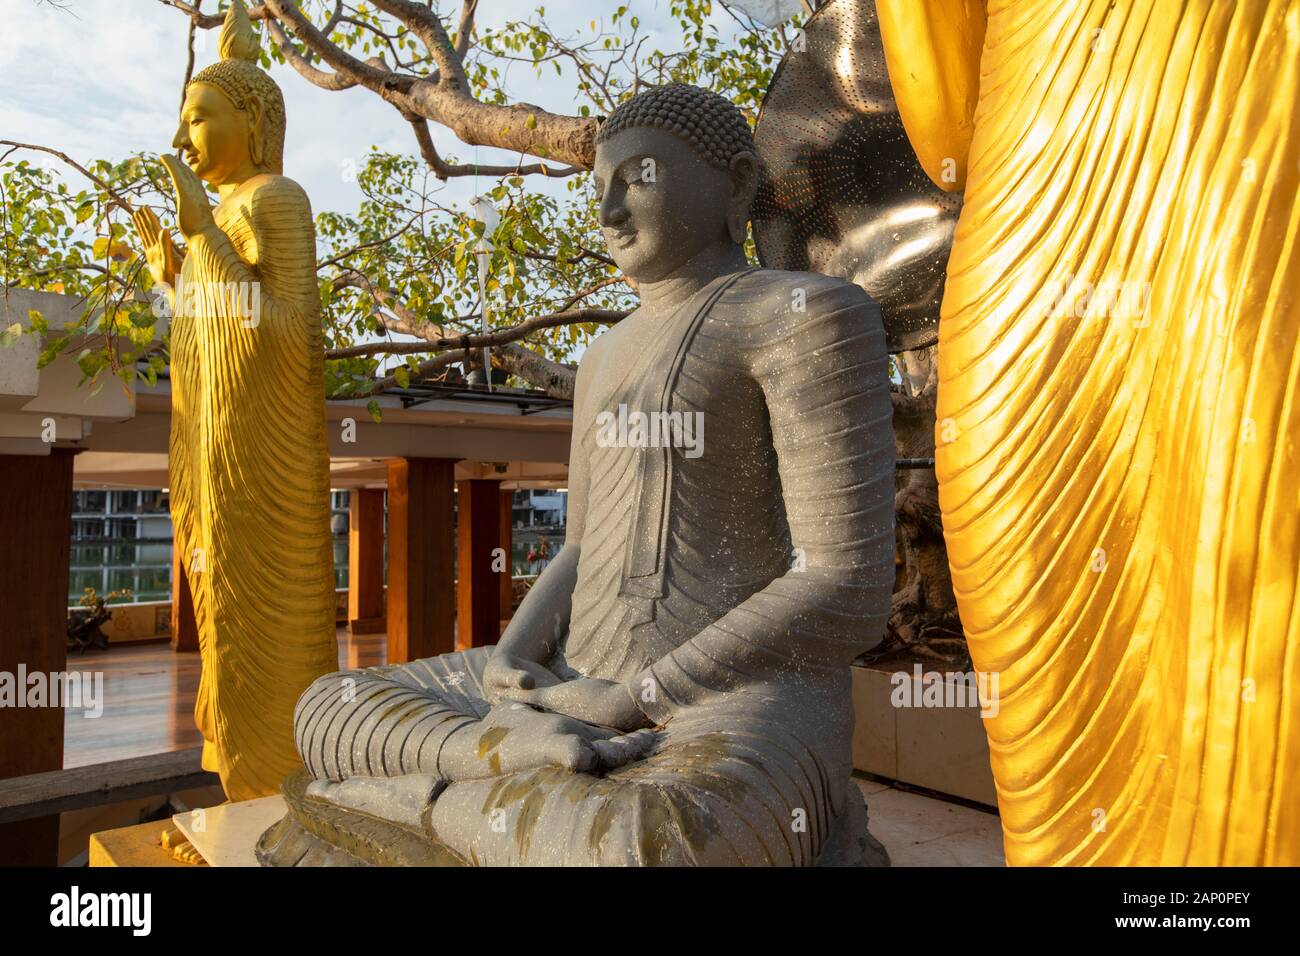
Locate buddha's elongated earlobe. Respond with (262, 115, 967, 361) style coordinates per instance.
(727, 151, 759, 244)
(727, 205, 746, 245)
(245, 95, 265, 168)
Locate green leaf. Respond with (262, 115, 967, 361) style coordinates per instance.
(393, 365, 410, 389)
(0, 322, 23, 349)
(37, 332, 69, 369)
(127, 322, 155, 348)
(76, 347, 108, 380)
(366, 399, 383, 424)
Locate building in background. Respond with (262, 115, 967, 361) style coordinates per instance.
(70, 488, 354, 603)
(70, 490, 173, 603)
(66, 488, 569, 604)
(512, 489, 566, 528)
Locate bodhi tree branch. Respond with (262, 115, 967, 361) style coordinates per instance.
(345, 343, 580, 401)
(324, 305, 626, 359)
(324, 267, 627, 399)
(0, 141, 137, 214)
(164, 0, 601, 176)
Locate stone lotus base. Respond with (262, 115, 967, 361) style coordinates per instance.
(255, 769, 464, 867)
(89, 774, 1000, 866)
(253, 767, 889, 867)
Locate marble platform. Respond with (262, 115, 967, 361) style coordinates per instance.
(854, 775, 1004, 866)
(851, 663, 999, 806)
(171, 794, 286, 867)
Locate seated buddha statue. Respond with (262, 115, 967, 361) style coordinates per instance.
(258, 83, 896, 867)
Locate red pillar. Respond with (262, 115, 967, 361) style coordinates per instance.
(386, 458, 455, 663)
(170, 540, 198, 652)
(0, 451, 75, 865)
(456, 479, 502, 650)
(347, 488, 386, 635)
(499, 489, 514, 626)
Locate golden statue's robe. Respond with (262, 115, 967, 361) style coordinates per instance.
(885, 0, 1300, 864)
(169, 174, 337, 801)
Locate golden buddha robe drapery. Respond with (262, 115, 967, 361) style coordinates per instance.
(170, 174, 338, 801)
(912, 0, 1300, 865)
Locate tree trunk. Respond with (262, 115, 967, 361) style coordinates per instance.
(873, 346, 965, 664)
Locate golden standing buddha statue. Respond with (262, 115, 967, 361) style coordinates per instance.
(133, 0, 337, 860)
(879, 0, 1300, 865)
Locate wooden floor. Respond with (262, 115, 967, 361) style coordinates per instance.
(62, 626, 385, 770)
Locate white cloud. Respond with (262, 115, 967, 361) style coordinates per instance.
(1, 0, 714, 214)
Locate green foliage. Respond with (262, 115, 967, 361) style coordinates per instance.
(0, 152, 174, 391)
(311, 0, 796, 393)
(316, 147, 633, 394)
(6, 1, 800, 397)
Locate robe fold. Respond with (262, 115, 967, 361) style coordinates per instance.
(929, 0, 1300, 865)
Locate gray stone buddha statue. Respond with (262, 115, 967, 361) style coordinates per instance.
(258, 83, 896, 867)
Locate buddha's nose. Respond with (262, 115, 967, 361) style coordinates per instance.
(171, 124, 190, 151)
(599, 197, 629, 228)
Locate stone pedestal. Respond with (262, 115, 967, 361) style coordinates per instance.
(850, 663, 998, 806)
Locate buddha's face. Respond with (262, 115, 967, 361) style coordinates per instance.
(172, 82, 255, 187)
(594, 127, 742, 284)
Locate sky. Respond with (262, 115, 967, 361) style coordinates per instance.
(0, 0, 737, 215)
(0, 0, 771, 365)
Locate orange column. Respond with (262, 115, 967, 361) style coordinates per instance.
(499, 489, 514, 626)
(170, 542, 198, 652)
(347, 488, 386, 635)
(386, 458, 455, 663)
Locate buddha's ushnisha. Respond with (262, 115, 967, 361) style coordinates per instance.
(133, 0, 336, 860)
(269, 83, 896, 866)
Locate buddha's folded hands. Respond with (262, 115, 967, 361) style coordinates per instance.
(498, 675, 650, 732)
(439, 701, 637, 780)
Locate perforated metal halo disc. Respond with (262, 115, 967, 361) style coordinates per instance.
(752, 0, 961, 353)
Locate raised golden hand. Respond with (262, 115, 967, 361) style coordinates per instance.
(160, 153, 216, 240)
(130, 205, 182, 290)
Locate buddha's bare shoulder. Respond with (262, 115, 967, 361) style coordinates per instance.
(235, 173, 313, 218)
(730, 268, 877, 313)
(715, 268, 884, 353)
(581, 303, 640, 364)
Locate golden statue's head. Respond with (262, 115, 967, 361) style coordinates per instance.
(173, 0, 285, 185)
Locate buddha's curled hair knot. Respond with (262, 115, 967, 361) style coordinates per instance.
(597, 84, 755, 171)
